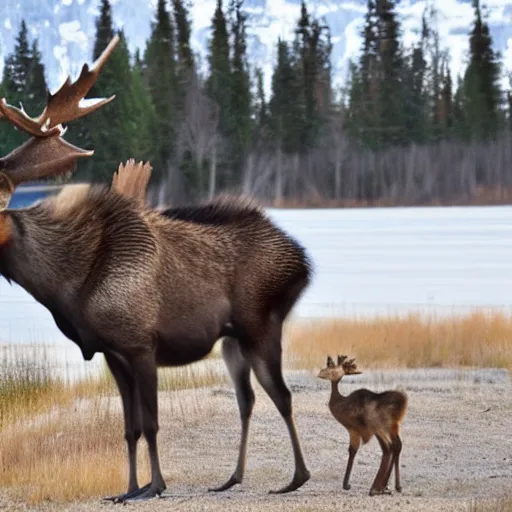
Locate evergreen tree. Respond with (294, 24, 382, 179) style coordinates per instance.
(460, 0, 502, 140)
(438, 60, 453, 135)
(205, 0, 231, 189)
(228, 0, 252, 179)
(422, 4, 453, 141)
(253, 67, 268, 139)
(173, 0, 195, 73)
(358, 0, 379, 142)
(292, 1, 333, 149)
(172, 0, 196, 186)
(269, 39, 302, 154)
(346, 0, 405, 148)
(403, 14, 428, 143)
(206, 0, 231, 139)
(7, 20, 31, 99)
(129, 52, 158, 169)
(374, 0, 405, 146)
(82, 28, 135, 181)
(26, 40, 47, 117)
(452, 74, 467, 138)
(0, 21, 48, 156)
(508, 78, 512, 130)
(93, 0, 115, 60)
(71, 3, 139, 182)
(145, 0, 177, 172)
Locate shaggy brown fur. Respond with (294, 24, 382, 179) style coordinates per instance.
(0, 186, 313, 502)
(318, 355, 408, 496)
(111, 159, 152, 205)
(0, 34, 311, 502)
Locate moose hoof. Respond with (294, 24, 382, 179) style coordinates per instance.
(343, 483, 351, 490)
(123, 483, 165, 503)
(103, 483, 152, 503)
(396, 485, 403, 493)
(208, 475, 241, 492)
(269, 469, 311, 494)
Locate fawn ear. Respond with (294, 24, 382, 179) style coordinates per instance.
(326, 356, 334, 368)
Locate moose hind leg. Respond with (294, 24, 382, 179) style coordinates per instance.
(249, 315, 310, 494)
(209, 337, 255, 492)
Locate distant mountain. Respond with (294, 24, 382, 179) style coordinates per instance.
(0, 0, 510, 98)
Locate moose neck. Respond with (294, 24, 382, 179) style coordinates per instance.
(0, 206, 98, 306)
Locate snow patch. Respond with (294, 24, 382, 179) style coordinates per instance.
(61, 0, 72, 6)
(4, 19, 12, 31)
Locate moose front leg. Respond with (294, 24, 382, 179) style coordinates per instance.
(102, 352, 144, 503)
(122, 350, 166, 502)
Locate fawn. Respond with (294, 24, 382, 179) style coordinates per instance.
(317, 355, 408, 496)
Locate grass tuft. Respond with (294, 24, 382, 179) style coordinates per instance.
(284, 311, 512, 372)
(0, 347, 226, 504)
(469, 497, 512, 512)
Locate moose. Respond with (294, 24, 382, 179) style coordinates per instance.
(317, 355, 408, 496)
(0, 36, 311, 502)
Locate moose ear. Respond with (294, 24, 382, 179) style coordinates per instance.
(327, 356, 334, 368)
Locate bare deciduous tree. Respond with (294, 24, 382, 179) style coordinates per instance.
(179, 76, 220, 199)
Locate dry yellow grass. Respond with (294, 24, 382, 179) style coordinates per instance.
(0, 349, 226, 505)
(3, 310, 512, 505)
(0, 401, 149, 505)
(284, 311, 512, 371)
(469, 497, 512, 512)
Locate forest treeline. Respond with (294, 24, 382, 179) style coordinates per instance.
(0, 0, 511, 207)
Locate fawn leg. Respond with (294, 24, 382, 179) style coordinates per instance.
(249, 313, 310, 494)
(123, 350, 166, 502)
(102, 351, 144, 503)
(343, 431, 361, 490)
(369, 435, 393, 496)
(209, 337, 255, 492)
(382, 427, 403, 492)
(392, 433, 403, 492)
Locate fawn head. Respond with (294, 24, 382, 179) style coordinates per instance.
(317, 354, 362, 382)
(0, 35, 120, 211)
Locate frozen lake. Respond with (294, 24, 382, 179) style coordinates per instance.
(1, 204, 511, 379)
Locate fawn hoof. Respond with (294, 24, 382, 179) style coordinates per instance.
(269, 469, 311, 494)
(343, 483, 351, 490)
(208, 474, 241, 492)
(369, 487, 393, 497)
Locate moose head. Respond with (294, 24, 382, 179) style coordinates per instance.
(0, 35, 120, 209)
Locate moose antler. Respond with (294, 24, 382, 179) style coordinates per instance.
(338, 355, 361, 375)
(0, 35, 119, 137)
(0, 35, 120, 209)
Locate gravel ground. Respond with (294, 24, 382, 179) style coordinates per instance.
(1, 367, 511, 512)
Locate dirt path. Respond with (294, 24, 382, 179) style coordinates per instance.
(2, 368, 511, 511)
